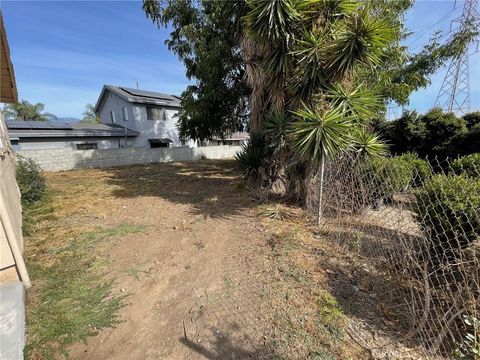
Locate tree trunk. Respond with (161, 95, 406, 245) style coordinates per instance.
(317, 156, 325, 226)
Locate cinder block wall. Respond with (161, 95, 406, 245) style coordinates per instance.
(17, 146, 241, 172)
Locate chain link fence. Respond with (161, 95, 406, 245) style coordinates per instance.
(308, 153, 479, 358)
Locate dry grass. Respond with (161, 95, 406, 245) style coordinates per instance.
(22, 160, 423, 360)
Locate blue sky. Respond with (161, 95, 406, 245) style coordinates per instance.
(1, 0, 479, 119)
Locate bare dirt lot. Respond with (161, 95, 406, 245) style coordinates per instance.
(24, 160, 383, 360)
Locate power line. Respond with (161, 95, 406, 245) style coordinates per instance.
(434, 0, 480, 115)
(405, 7, 461, 49)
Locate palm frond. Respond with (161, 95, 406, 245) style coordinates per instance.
(325, 5, 395, 77)
(326, 83, 382, 121)
(244, 0, 301, 41)
(262, 110, 292, 147)
(351, 127, 388, 158)
(291, 104, 355, 163)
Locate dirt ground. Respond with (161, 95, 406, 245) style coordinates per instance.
(38, 161, 273, 359)
(25, 160, 430, 360)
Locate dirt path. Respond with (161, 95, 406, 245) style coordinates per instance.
(59, 161, 274, 359)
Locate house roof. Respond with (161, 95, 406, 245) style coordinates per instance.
(6, 120, 139, 139)
(0, 12, 18, 104)
(94, 85, 182, 113)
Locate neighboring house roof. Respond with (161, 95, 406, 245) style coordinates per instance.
(94, 85, 182, 113)
(6, 120, 139, 139)
(0, 11, 18, 104)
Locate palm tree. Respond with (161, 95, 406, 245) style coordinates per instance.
(243, 1, 394, 224)
(291, 105, 355, 224)
(2, 100, 54, 121)
(80, 104, 100, 124)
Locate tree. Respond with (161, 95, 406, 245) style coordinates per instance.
(463, 112, 480, 129)
(377, 108, 478, 159)
(378, 110, 427, 155)
(2, 100, 54, 121)
(80, 104, 100, 124)
(143, 0, 476, 221)
(420, 108, 468, 159)
(143, 0, 249, 141)
(143, 0, 476, 137)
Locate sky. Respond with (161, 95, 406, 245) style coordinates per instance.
(1, 0, 479, 119)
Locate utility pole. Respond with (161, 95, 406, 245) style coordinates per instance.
(434, 0, 479, 115)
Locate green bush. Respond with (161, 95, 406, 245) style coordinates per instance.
(451, 153, 480, 178)
(368, 156, 414, 198)
(414, 174, 480, 262)
(16, 157, 46, 204)
(235, 133, 271, 178)
(398, 152, 432, 186)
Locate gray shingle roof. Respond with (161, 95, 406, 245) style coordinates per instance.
(95, 85, 182, 113)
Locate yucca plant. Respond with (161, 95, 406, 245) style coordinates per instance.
(240, 0, 391, 215)
(291, 104, 355, 224)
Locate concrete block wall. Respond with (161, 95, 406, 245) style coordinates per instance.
(17, 146, 241, 172)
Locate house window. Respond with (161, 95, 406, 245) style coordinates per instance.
(77, 143, 98, 150)
(10, 139, 20, 151)
(110, 110, 116, 123)
(146, 106, 166, 121)
(122, 107, 129, 121)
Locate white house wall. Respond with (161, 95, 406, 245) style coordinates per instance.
(98, 91, 195, 148)
(98, 93, 134, 134)
(15, 138, 121, 151)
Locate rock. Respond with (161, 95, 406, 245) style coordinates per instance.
(121, 288, 126, 292)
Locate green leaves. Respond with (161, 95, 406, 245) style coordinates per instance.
(291, 104, 355, 163)
(2, 100, 54, 121)
(244, 0, 301, 41)
(326, 6, 395, 77)
(351, 127, 388, 158)
(326, 83, 381, 121)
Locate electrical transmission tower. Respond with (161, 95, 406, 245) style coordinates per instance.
(434, 0, 479, 114)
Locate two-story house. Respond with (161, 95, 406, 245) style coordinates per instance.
(94, 85, 196, 148)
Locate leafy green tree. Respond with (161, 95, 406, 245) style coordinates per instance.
(420, 108, 468, 158)
(143, 0, 477, 217)
(379, 110, 427, 155)
(377, 108, 478, 158)
(143, 0, 475, 139)
(463, 111, 480, 129)
(143, 0, 249, 141)
(2, 100, 54, 121)
(80, 104, 100, 124)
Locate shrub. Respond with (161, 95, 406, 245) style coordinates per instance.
(16, 156, 46, 204)
(367, 156, 413, 199)
(414, 174, 480, 262)
(235, 133, 271, 178)
(451, 153, 480, 178)
(398, 152, 432, 186)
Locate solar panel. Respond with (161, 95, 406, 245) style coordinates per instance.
(121, 87, 173, 101)
(5, 120, 30, 129)
(5, 120, 72, 130)
(50, 122, 73, 130)
(28, 122, 51, 129)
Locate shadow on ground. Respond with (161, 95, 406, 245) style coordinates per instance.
(179, 325, 275, 360)
(103, 160, 252, 219)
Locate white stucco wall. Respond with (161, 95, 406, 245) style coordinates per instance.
(98, 92, 195, 148)
(15, 138, 121, 151)
(131, 105, 184, 147)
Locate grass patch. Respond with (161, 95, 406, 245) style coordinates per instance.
(266, 229, 346, 359)
(24, 198, 147, 359)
